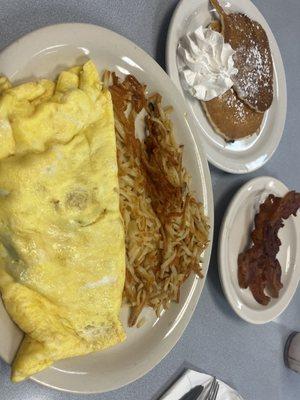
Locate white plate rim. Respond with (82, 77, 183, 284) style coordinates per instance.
(0, 23, 214, 393)
(166, 0, 287, 174)
(218, 176, 300, 324)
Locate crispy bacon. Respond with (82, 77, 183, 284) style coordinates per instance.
(238, 191, 300, 305)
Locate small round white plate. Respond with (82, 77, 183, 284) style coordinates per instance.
(219, 177, 300, 324)
(0, 23, 214, 393)
(166, 0, 287, 174)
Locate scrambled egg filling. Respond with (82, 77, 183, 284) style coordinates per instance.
(0, 61, 126, 382)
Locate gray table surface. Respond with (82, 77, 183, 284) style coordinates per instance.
(0, 0, 299, 399)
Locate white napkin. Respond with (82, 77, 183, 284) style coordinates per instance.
(160, 369, 244, 400)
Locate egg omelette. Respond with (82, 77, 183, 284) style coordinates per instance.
(0, 60, 126, 382)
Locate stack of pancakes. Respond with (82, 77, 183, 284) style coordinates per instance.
(202, 0, 273, 141)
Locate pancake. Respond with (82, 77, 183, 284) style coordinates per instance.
(210, 0, 273, 112)
(201, 20, 264, 141)
(202, 88, 264, 141)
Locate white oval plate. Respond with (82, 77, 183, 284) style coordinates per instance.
(166, 0, 287, 174)
(0, 23, 214, 393)
(219, 177, 300, 324)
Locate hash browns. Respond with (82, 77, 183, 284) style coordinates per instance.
(104, 71, 209, 326)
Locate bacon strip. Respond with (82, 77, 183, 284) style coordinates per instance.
(238, 191, 300, 305)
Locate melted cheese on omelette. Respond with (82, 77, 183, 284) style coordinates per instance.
(0, 61, 126, 382)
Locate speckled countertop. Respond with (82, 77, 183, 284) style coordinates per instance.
(0, 1, 300, 399)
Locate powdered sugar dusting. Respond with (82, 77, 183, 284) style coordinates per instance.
(234, 44, 271, 106)
(226, 14, 273, 111)
(225, 90, 247, 124)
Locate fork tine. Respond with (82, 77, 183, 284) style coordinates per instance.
(210, 381, 219, 400)
(214, 382, 220, 400)
(204, 377, 216, 400)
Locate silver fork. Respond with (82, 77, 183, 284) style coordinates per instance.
(199, 377, 219, 400)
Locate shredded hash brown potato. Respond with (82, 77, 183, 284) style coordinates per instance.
(103, 71, 209, 326)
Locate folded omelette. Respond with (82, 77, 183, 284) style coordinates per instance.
(0, 61, 126, 382)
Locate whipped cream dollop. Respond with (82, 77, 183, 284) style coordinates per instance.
(178, 26, 238, 101)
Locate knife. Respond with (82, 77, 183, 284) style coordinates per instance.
(178, 385, 204, 400)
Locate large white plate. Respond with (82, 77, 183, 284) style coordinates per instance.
(219, 177, 300, 324)
(166, 0, 287, 174)
(0, 23, 214, 393)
